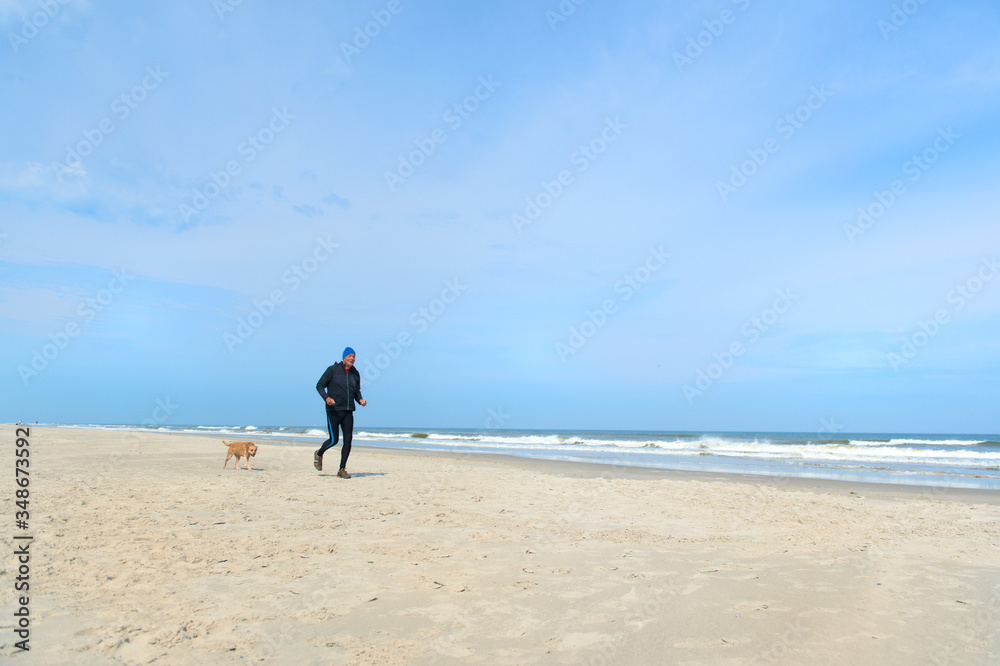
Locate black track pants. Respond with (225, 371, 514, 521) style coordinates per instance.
(318, 408, 354, 469)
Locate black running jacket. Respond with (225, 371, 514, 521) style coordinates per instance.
(316, 362, 364, 411)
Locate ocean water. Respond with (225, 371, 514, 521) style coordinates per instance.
(45, 423, 1000, 490)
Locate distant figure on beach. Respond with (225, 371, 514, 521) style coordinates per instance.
(314, 347, 367, 478)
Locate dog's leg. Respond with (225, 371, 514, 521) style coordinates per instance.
(224, 452, 231, 468)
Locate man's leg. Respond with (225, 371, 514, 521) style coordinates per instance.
(338, 411, 355, 473)
(315, 408, 343, 469)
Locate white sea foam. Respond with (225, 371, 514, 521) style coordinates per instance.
(849, 438, 987, 447)
(347, 431, 1000, 468)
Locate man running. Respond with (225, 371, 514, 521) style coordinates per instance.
(314, 347, 367, 478)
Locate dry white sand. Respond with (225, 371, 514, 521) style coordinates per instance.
(2, 426, 999, 664)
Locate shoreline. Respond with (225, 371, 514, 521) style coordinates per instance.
(346, 444, 1000, 503)
(31, 423, 1000, 494)
(163, 430, 1000, 502)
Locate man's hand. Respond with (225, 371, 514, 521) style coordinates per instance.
(325, 397, 335, 406)
(359, 399, 367, 407)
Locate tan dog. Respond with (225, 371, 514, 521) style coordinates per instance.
(223, 440, 258, 470)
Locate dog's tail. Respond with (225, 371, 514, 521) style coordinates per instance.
(222, 440, 229, 445)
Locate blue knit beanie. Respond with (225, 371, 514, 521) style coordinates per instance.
(343, 347, 356, 359)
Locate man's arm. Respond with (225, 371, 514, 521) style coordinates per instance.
(354, 371, 364, 404)
(316, 366, 332, 401)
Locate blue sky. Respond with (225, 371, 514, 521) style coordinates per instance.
(2, 0, 999, 433)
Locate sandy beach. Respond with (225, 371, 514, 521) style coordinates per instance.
(2, 426, 999, 665)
